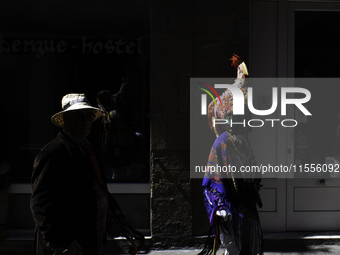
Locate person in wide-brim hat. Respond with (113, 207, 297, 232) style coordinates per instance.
(31, 93, 124, 255)
(51, 93, 103, 127)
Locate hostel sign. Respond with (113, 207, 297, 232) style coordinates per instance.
(0, 33, 143, 59)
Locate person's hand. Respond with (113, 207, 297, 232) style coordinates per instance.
(0, 162, 10, 175)
(55, 241, 83, 255)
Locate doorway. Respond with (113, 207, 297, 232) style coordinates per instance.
(287, 7, 340, 231)
(251, 0, 340, 231)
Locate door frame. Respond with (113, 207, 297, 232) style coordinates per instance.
(286, 1, 340, 231)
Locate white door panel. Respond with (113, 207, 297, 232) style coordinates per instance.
(286, 1, 340, 231)
(252, 0, 340, 231)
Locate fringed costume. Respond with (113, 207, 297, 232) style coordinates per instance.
(199, 59, 263, 255)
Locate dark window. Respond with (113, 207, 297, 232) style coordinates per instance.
(0, 1, 150, 183)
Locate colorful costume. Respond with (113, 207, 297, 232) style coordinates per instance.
(200, 61, 263, 255)
(201, 132, 263, 255)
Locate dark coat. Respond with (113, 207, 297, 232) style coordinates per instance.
(30, 132, 120, 255)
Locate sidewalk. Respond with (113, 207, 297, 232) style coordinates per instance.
(105, 231, 340, 255)
(147, 247, 340, 255)
(144, 245, 340, 254)
(2, 230, 340, 254)
(129, 238, 340, 255)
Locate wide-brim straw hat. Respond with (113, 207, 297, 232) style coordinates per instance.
(51, 93, 103, 127)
